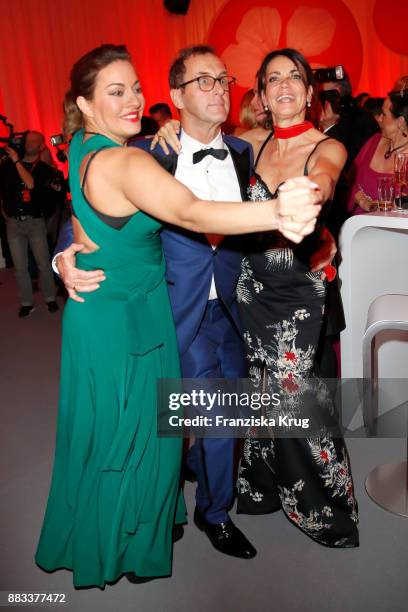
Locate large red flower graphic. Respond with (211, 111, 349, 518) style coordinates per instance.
(223, 6, 336, 89)
(207, 0, 363, 124)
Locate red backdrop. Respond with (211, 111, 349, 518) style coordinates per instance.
(1, 0, 408, 154)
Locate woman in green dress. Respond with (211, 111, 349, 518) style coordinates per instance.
(35, 44, 322, 589)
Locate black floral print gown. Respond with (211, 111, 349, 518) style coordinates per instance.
(236, 134, 359, 548)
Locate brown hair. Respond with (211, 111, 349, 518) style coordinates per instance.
(389, 89, 408, 131)
(63, 44, 131, 138)
(168, 45, 216, 89)
(392, 75, 408, 92)
(239, 89, 257, 130)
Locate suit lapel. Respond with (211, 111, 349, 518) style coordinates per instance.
(213, 141, 251, 252)
(224, 142, 251, 201)
(151, 149, 178, 176)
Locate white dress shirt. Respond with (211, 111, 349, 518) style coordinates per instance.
(175, 129, 242, 299)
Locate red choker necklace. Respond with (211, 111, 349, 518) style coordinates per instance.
(273, 121, 314, 139)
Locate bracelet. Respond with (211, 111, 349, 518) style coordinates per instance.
(14, 159, 21, 165)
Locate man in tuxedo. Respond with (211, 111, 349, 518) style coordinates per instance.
(55, 45, 256, 560)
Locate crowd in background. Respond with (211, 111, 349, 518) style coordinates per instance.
(2, 40, 408, 591)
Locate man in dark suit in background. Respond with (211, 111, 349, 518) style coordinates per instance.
(319, 72, 379, 171)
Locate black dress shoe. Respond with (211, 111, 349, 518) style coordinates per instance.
(125, 525, 184, 584)
(18, 305, 35, 318)
(126, 524, 183, 583)
(125, 573, 155, 584)
(47, 300, 59, 313)
(194, 508, 256, 559)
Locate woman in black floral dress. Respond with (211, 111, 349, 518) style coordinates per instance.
(236, 49, 359, 548)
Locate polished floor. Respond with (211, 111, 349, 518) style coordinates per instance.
(1, 268, 407, 612)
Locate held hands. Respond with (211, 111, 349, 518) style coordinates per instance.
(150, 120, 182, 155)
(276, 177, 322, 244)
(57, 243, 106, 303)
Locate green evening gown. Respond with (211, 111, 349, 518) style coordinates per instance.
(35, 131, 186, 588)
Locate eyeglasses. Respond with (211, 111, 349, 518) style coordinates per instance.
(177, 75, 236, 92)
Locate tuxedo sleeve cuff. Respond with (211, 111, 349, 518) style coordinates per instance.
(52, 252, 63, 276)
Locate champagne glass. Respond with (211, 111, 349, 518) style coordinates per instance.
(394, 152, 408, 212)
(377, 176, 395, 211)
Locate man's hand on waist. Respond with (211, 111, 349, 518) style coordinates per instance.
(55, 243, 106, 303)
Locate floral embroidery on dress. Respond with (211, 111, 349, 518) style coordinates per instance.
(236, 175, 359, 547)
(278, 480, 334, 536)
(237, 257, 263, 304)
(305, 271, 326, 297)
(265, 248, 293, 271)
(238, 438, 275, 502)
(308, 436, 359, 522)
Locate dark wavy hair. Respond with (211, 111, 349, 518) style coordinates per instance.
(389, 88, 408, 132)
(63, 44, 131, 138)
(257, 48, 317, 124)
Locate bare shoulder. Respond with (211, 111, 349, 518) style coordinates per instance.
(239, 127, 271, 156)
(80, 147, 160, 204)
(321, 135, 345, 151)
(314, 133, 347, 162)
(240, 126, 270, 143)
(83, 145, 154, 177)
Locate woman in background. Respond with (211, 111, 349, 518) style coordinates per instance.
(348, 84, 408, 214)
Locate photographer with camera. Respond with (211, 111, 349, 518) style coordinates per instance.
(314, 68, 379, 242)
(0, 130, 58, 317)
(317, 69, 379, 170)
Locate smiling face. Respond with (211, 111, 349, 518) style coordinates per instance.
(171, 53, 230, 132)
(261, 55, 312, 126)
(77, 59, 145, 143)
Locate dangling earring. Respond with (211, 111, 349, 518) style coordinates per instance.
(306, 100, 311, 108)
(264, 105, 269, 111)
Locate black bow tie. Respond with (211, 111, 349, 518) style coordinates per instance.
(192, 148, 228, 164)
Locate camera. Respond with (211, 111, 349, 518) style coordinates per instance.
(314, 65, 355, 115)
(313, 65, 345, 83)
(50, 133, 68, 163)
(0, 114, 27, 161)
(50, 133, 66, 147)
